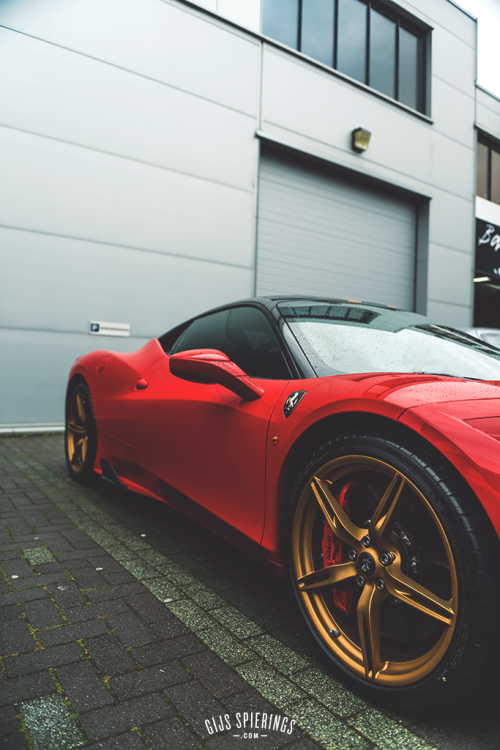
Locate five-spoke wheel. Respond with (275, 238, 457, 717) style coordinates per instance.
(287, 430, 499, 709)
(65, 382, 97, 483)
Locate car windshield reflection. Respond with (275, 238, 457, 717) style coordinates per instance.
(279, 303, 500, 380)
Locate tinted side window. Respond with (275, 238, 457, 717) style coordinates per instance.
(171, 307, 290, 379)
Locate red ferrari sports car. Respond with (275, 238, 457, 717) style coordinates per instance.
(65, 297, 500, 710)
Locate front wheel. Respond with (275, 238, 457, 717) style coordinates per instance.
(65, 382, 97, 483)
(286, 430, 499, 710)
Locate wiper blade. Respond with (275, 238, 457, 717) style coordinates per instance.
(412, 372, 480, 380)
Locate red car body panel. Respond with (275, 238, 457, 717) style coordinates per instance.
(67, 340, 500, 577)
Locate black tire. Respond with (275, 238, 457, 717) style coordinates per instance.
(64, 382, 98, 484)
(286, 429, 500, 710)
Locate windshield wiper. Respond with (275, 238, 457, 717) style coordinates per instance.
(412, 372, 480, 380)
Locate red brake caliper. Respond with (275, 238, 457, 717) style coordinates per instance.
(321, 481, 358, 615)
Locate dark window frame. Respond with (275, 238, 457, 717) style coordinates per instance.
(263, 0, 428, 115)
(478, 132, 500, 205)
(161, 302, 301, 379)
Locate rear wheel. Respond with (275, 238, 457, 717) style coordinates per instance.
(65, 382, 97, 483)
(287, 430, 500, 710)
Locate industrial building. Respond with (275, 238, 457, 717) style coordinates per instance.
(1, 0, 499, 430)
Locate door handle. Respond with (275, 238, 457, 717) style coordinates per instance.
(135, 378, 148, 390)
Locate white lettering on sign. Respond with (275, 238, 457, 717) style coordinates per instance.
(478, 224, 500, 251)
(88, 321, 130, 337)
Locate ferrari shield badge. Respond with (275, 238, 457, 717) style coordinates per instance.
(283, 390, 306, 418)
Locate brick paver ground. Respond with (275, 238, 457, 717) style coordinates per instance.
(0, 435, 499, 750)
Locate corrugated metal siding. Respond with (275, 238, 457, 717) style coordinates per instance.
(256, 149, 417, 310)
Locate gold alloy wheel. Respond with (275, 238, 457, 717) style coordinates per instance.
(292, 456, 458, 687)
(66, 391, 89, 474)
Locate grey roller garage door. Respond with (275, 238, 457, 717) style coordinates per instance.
(256, 148, 417, 311)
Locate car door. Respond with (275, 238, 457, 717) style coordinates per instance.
(128, 306, 291, 545)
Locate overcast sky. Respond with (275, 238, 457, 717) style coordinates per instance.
(454, 0, 500, 98)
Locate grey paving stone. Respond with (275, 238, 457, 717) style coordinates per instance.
(46, 580, 88, 608)
(0, 542, 38, 554)
(125, 593, 172, 624)
(70, 567, 109, 590)
(38, 618, 109, 647)
(193, 572, 238, 592)
(10, 571, 70, 590)
(143, 716, 205, 750)
(5, 522, 32, 536)
(32, 524, 74, 534)
(43, 537, 75, 553)
(110, 661, 191, 701)
(79, 693, 173, 741)
(408, 687, 500, 750)
(56, 661, 114, 712)
(283, 741, 322, 750)
(165, 682, 227, 739)
(72, 540, 102, 550)
(5, 642, 85, 678)
(62, 529, 94, 544)
(85, 732, 148, 749)
(0, 731, 29, 749)
(22, 599, 64, 629)
(168, 552, 207, 572)
(85, 633, 138, 676)
(0, 620, 36, 656)
(0, 604, 22, 622)
(63, 599, 131, 623)
(0, 704, 21, 735)
(206, 732, 299, 750)
(221, 589, 268, 618)
(107, 612, 156, 648)
(87, 582, 145, 602)
(104, 571, 137, 585)
(150, 619, 190, 639)
(87, 556, 126, 574)
(182, 652, 249, 698)
(0, 671, 56, 706)
(133, 634, 205, 667)
(221, 688, 278, 718)
(0, 550, 24, 561)
(1, 558, 34, 579)
(33, 559, 89, 574)
(54, 549, 103, 562)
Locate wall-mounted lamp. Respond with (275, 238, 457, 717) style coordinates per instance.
(352, 128, 371, 153)
(473, 276, 491, 282)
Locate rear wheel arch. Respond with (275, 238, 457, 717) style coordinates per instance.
(65, 373, 88, 417)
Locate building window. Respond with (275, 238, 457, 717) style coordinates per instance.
(262, 0, 428, 114)
(477, 134, 500, 206)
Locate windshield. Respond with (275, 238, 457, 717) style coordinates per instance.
(481, 332, 500, 349)
(279, 302, 500, 380)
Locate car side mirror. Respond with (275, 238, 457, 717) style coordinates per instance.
(169, 349, 265, 402)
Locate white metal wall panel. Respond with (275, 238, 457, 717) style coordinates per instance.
(0, 127, 254, 268)
(0, 0, 260, 116)
(0, 227, 252, 339)
(256, 150, 417, 310)
(0, 28, 256, 192)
